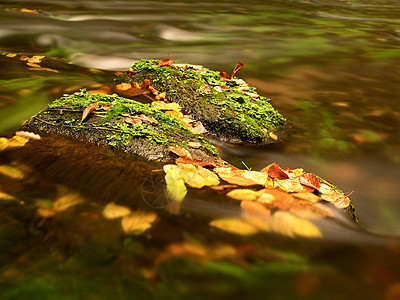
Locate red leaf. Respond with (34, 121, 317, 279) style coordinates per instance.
(219, 72, 231, 80)
(264, 162, 290, 180)
(231, 62, 244, 78)
(81, 103, 98, 122)
(299, 173, 320, 191)
(158, 59, 173, 67)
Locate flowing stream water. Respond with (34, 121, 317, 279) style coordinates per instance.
(0, 1, 399, 299)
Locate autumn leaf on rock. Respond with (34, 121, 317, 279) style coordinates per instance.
(226, 189, 261, 201)
(124, 116, 142, 125)
(197, 166, 220, 186)
(262, 162, 290, 180)
(163, 164, 187, 202)
(231, 62, 244, 78)
(169, 146, 192, 159)
(192, 121, 207, 134)
(241, 201, 271, 231)
(319, 183, 350, 209)
(299, 173, 320, 191)
(178, 164, 206, 188)
(214, 167, 259, 186)
(81, 102, 98, 122)
(158, 58, 174, 67)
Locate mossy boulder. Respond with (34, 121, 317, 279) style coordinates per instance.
(114, 59, 288, 144)
(21, 91, 221, 163)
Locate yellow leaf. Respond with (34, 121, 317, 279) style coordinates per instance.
(209, 218, 258, 236)
(165, 102, 181, 112)
(102, 202, 132, 219)
(269, 211, 322, 238)
(292, 192, 321, 202)
(242, 171, 269, 185)
(121, 211, 157, 234)
(319, 183, 350, 209)
(197, 166, 220, 186)
(0, 165, 26, 180)
(241, 201, 271, 231)
(163, 164, 187, 202)
(178, 163, 206, 188)
(226, 189, 260, 201)
(6, 53, 17, 58)
(0, 135, 29, 151)
(169, 146, 192, 159)
(28, 55, 45, 63)
(0, 191, 16, 201)
(290, 215, 323, 238)
(165, 110, 184, 119)
(257, 192, 276, 204)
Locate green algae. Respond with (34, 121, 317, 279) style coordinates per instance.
(22, 91, 220, 162)
(115, 59, 288, 144)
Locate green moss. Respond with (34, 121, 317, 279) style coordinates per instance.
(24, 90, 219, 160)
(114, 59, 288, 144)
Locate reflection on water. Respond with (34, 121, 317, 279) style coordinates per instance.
(1, 0, 400, 299)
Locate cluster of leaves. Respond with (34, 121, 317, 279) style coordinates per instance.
(1, 52, 59, 73)
(164, 147, 353, 238)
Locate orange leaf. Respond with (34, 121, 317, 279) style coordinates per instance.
(219, 72, 231, 80)
(169, 146, 192, 159)
(81, 103, 98, 122)
(115, 83, 131, 91)
(137, 114, 156, 124)
(158, 58, 173, 67)
(214, 167, 259, 186)
(231, 62, 244, 78)
(124, 116, 142, 125)
(126, 67, 137, 76)
(263, 162, 289, 180)
(192, 121, 207, 134)
(148, 86, 159, 95)
(140, 79, 151, 89)
(299, 173, 320, 191)
(188, 141, 202, 149)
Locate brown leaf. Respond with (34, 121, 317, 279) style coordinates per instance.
(299, 173, 320, 191)
(148, 86, 159, 95)
(140, 79, 151, 89)
(81, 102, 98, 122)
(124, 116, 142, 125)
(219, 72, 231, 81)
(126, 67, 137, 76)
(231, 62, 244, 78)
(137, 114, 156, 124)
(188, 141, 202, 149)
(263, 162, 289, 180)
(115, 83, 132, 91)
(192, 121, 207, 134)
(169, 146, 192, 159)
(158, 58, 173, 67)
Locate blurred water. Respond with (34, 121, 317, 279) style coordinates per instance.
(0, 0, 400, 299)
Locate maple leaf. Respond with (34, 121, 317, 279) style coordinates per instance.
(81, 102, 98, 122)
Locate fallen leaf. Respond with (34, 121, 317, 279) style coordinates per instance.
(0, 135, 29, 151)
(292, 192, 321, 203)
(269, 132, 278, 140)
(148, 86, 159, 95)
(81, 102, 98, 122)
(126, 67, 137, 76)
(242, 171, 269, 185)
(169, 146, 192, 159)
(53, 187, 84, 212)
(241, 201, 271, 231)
(103, 202, 132, 219)
(188, 141, 202, 149)
(192, 121, 207, 134)
(124, 116, 142, 125)
(231, 62, 244, 78)
(137, 114, 156, 124)
(20, 55, 29, 61)
(274, 178, 315, 193)
(262, 162, 289, 180)
(197, 166, 220, 186)
(121, 211, 157, 234)
(0, 165, 26, 180)
(209, 218, 258, 236)
(15, 131, 41, 140)
(5, 53, 17, 58)
(28, 55, 45, 64)
(158, 58, 174, 67)
(115, 83, 131, 91)
(178, 163, 206, 188)
(299, 173, 320, 191)
(219, 72, 231, 81)
(319, 183, 351, 209)
(164, 164, 187, 202)
(0, 191, 16, 201)
(214, 167, 259, 186)
(226, 189, 260, 201)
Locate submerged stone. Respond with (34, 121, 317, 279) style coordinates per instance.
(114, 59, 288, 144)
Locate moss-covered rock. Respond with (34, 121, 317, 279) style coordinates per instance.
(114, 59, 288, 144)
(21, 91, 221, 163)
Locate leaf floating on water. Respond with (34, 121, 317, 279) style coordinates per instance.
(242, 171, 269, 185)
(121, 211, 157, 235)
(102, 202, 132, 219)
(241, 201, 271, 231)
(0, 135, 30, 151)
(163, 164, 187, 202)
(299, 173, 320, 191)
(28, 55, 45, 64)
(226, 189, 260, 201)
(197, 166, 220, 186)
(209, 218, 258, 236)
(81, 102, 98, 122)
(0, 191, 16, 201)
(178, 163, 206, 188)
(53, 186, 84, 212)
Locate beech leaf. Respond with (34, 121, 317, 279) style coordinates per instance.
(231, 62, 244, 78)
(214, 167, 259, 186)
(103, 202, 132, 219)
(81, 102, 98, 122)
(299, 173, 320, 190)
(209, 218, 258, 236)
(158, 58, 174, 67)
(163, 164, 187, 202)
(263, 162, 290, 180)
(121, 211, 157, 234)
